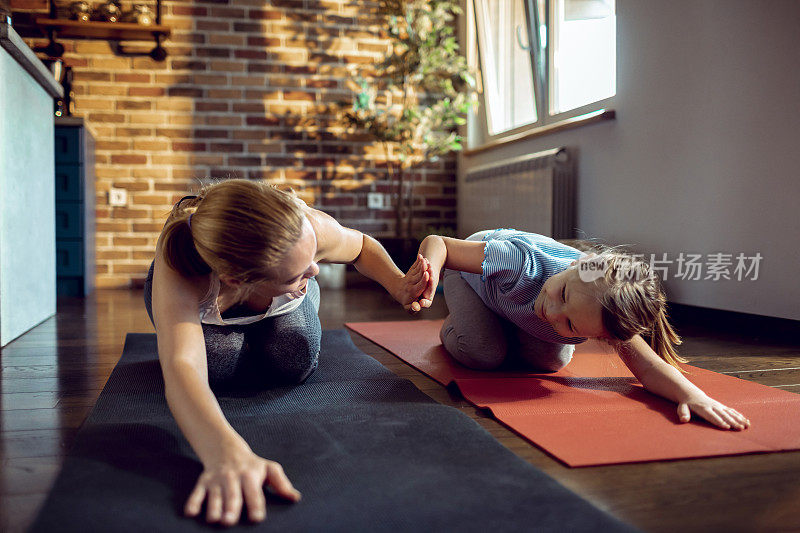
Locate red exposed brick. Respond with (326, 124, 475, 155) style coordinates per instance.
(248, 36, 281, 47)
(117, 127, 155, 137)
(247, 63, 282, 74)
(87, 112, 125, 123)
(195, 47, 231, 58)
(197, 20, 231, 32)
(292, 12, 319, 23)
(233, 22, 266, 32)
(172, 5, 207, 16)
(228, 157, 262, 166)
(172, 142, 208, 152)
(170, 33, 207, 45)
(116, 100, 152, 110)
(271, 0, 303, 8)
(81, 72, 113, 82)
(248, 9, 282, 20)
(246, 116, 281, 126)
(195, 129, 230, 139)
(233, 49, 268, 60)
(247, 143, 282, 153)
(96, 140, 131, 151)
(192, 74, 228, 86)
(209, 143, 244, 152)
(170, 60, 207, 71)
(284, 91, 316, 102)
(111, 154, 148, 165)
(129, 87, 166, 97)
(115, 73, 151, 83)
(112, 180, 150, 191)
(210, 60, 246, 72)
(168, 87, 204, 98)
(233, 102, 266, 113)
(307, 79, 338, 89)
(156, 128, 193, 138)
(196, 102, 229, 112)
(62, 57, 88, 68)
(287, 143, 319, 153)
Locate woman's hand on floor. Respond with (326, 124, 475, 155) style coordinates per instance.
(184, 445, 301, 526)
(677, 393, 751, 430)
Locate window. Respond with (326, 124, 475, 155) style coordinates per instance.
(474, 0, 538, 135)
(470, 0, 616, 140)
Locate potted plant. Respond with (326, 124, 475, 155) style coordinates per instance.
(340, 0, 477, 268)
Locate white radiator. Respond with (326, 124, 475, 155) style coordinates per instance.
(458, 147, 576, 239)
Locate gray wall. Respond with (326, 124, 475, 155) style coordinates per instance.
(0, 48, 56, 345)
(460, 0, 800, 321)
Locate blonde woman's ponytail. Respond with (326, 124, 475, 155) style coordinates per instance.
(157, 180, 305, 286)
(160, 197, 211, 278)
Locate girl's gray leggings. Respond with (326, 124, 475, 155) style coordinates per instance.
(144, 261, 321, 390)
(439, 268, 574, 372)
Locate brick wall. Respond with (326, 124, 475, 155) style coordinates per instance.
(15, 0, 457, 288)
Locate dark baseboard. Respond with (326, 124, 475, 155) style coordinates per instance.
(667, 302, 799, 344)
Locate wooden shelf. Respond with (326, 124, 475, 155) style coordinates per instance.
(34, 18, 169, 41)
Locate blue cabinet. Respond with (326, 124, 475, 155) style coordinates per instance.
(55, 119, 95, 297)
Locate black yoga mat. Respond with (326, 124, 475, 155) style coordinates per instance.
(31, 331, 635, 532)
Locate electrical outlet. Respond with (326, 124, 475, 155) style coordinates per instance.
(108, 188, 127, 206)
(367, 192, 384, 209)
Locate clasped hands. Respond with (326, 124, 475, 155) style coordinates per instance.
(395, 254, 439, 313)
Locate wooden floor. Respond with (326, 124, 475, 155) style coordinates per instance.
(1, 286, 799, 532)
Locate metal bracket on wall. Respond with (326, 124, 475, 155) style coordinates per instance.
(32, 0, 168, 61)
(109, 31, 166, 61)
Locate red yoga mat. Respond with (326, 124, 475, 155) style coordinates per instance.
(346, 319, 800, 467)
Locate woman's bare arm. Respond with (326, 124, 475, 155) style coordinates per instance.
(306, 207, 429, 308)
(152, 244, 299, 526)
(152, 247, 248, 462)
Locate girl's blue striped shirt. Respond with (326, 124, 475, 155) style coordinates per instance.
(459, 229, 588, 345)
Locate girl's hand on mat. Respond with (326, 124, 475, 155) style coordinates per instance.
(677, 394, 751, 430)
(397, 254, 432, 313)
(185, 448, 302, 526)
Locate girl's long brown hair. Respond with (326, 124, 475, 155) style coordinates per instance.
(563, 239, 684, 368)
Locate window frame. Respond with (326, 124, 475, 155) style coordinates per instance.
(467, 0, 617, 149)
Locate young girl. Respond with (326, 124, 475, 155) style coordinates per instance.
(412, 229, 751, 432)
(144, 179, 430, 526)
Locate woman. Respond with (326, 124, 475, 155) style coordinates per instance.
(144, 179, 429, 526)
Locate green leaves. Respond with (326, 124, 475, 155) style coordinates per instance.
(340, 0, 479, 164)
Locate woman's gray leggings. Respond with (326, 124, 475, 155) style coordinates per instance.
(439, 268, 574, 372)
(144, 261, 321, 389)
